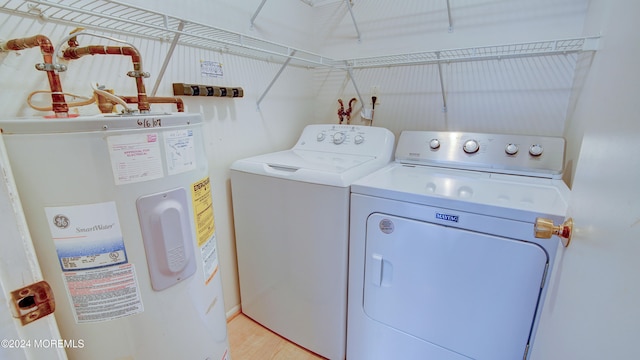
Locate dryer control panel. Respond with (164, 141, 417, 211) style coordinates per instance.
(295, 124, 395, 157)
(395, 131, 565, 178)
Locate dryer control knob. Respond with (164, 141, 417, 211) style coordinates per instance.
(429, 138, 441, 150)
(529, 144, 544, 156)
(505, 143, 519, 155)
(316, 132, 326, 142)
(463, 139, 480, 154)
(354, 135, 365, 144)
(333, 132, 346, 144)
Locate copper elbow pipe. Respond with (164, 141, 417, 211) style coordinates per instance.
(118, 96, 185, 113)
(62, 45, 151, 113)
(1, 35, 69, 117)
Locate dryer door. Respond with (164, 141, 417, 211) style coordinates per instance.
(364, 213, 547, 360)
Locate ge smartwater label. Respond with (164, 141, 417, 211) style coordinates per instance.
(45, 202, 127, 271)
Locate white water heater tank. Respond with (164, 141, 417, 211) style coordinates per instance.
(0, 113, 230, 360)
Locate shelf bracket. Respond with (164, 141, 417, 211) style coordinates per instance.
(446, 0, 453, 32)
(345, 0, 362, 43)
(250, 0, 268, 29)
(151, 20, 185, 97)
(346, 66, 365, 112)
(257, 49, 296, 110)
(436, 52, 448, 113)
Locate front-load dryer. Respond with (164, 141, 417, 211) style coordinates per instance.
(230, 124, 394, 359)
(347, 131, 571, 360)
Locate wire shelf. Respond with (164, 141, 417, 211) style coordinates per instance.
(1, 0, 598, 70)
(0, 0, 333, 68)
(345, 37, 600, 69)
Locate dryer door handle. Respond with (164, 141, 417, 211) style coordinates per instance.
(370, 254, 384, 287)
(369, 254, 393, 287)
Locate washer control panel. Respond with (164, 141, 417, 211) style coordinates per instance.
(395, 131, 565, 178)
(295, 124, 395, 157)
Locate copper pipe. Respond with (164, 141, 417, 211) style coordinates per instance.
(62, 45, 150, 113)
(1, 35, 69, 117)
(118, 96, 184, 112)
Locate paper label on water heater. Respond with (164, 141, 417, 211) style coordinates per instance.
(62, 263, 144, 323)
(164, 129, 197, 175)
(108, 132, 164, 185)
(191, 177, 219, 285)
(200, 234, 219, 285)
(45, 202, 127, 271)
(191, 177, 215, 246)
(46, 202, 143, 323)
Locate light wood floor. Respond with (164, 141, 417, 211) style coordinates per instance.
(227, 313, 327, 360)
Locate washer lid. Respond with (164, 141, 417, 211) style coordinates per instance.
(230, 123, 395, 187)
(231, 149, 383, 187)
(351, 163, 570, 220)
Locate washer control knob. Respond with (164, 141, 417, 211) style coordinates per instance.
(316, 132, 326, 142)
(333, 132, 346, 144)
(529, 144, 544, 157)
(354, 135, 364, 144)
(505, 143, 519, 155)
(463, 139, 480, 154)
(429, 138, 441, 150)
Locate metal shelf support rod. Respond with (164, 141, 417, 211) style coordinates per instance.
(345, 0, 361, 42)
(346, 66, 365, 109)
(257, 49, 297, 109)
(436, 52, 448, 113)
(151, 20, 185, 96)
(446, 0, 453, 32)
(250, 0, 268, 29)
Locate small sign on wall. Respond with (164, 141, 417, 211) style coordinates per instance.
(200, 60, 223, 78)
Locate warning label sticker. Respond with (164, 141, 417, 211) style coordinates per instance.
(191, 177, 219, 284)
(191, 177, 215, 246)
(201, 233, 219, 285)
(63, 263, 144, 323)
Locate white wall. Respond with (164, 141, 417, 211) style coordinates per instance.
(315, 0, 589, 58)
(312, 0, 590, 140)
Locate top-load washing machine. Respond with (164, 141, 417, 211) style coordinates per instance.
(230, 124, 394, 359)
(347, 130, 571, 360)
